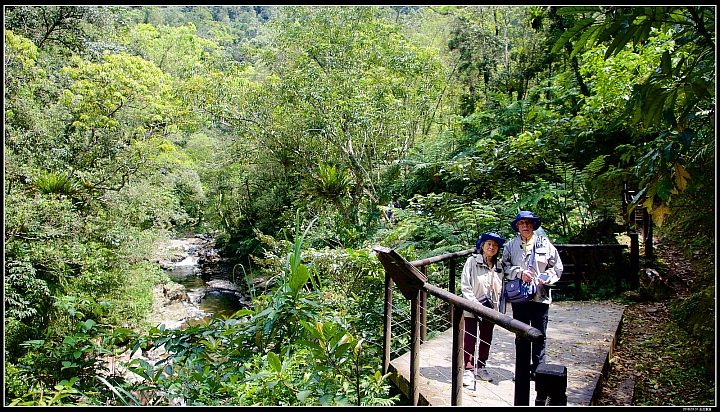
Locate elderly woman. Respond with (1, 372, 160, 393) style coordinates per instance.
(460, 232, 505, 386)
(501, 211, 563, 380)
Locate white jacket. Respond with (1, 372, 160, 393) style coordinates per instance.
(500, 234, 563, 304)
(461, 253, 503, 317)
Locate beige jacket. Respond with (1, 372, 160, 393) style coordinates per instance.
(460, 253, 503, 317)
(500, 234, 563, 304)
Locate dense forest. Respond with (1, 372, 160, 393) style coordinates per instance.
(4, 6, 714, 406)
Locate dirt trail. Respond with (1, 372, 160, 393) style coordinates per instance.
(594, 236, 698, 406)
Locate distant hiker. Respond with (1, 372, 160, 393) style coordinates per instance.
(387, 199, 401, 223)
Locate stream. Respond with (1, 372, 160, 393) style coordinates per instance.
(166, 261, 243, 320)
(156, 235, 248, 327)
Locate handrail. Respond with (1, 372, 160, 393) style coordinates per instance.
(423, 283, 544, 342)
(409, 248, 474, 267)
(377, 240, 640, 406)
(374, 246, 542, 406)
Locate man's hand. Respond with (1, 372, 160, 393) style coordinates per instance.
(521, 270, 534, 283)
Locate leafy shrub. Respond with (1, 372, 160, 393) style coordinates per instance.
(669, 287, 715, 378)
(118, 212, 398, 406)
(6, 300, 141, 406)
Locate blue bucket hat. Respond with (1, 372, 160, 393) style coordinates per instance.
(510, 211, 541, 232)
(476, 232, 506, 250)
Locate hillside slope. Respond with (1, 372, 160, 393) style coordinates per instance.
(595, 237, 715, 406)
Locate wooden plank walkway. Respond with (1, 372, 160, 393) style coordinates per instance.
(388, 300, 626, 406)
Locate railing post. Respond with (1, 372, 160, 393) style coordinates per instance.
(382, 273, 393, 375)
(575, 249, 583, 300)
(630, 232, 639, 290)
(622, 180, 631, 233)
(643, 209, 653, 263)
(420, 267, 427, 343)
(410, 289, 421, 406)
(451, 305, 464, 405)
(514, 335, 532, 405)
(448, 257, 457, 326)
(614, 247, 622, 295)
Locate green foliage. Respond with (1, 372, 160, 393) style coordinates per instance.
(298, 320, 397, 406)
(554, 6, 715, 226)
(115, 210, 396, 405)
(448, 6, 554, 109)
(207, 5, 448, 237)
(124, 313, 396, 406)
(304, 163, 352, 213)
(3, 6, 714, 407)
(286, 210, 320, 294)
(511, 155, 611, 240)
(248, 211, 325, 351)
(4, 6, 123, 54)
(6, 374, 91, 406)
(4, 8, 210, 369)
(5, 300, 142, 406)
(33, 171, 79, 196)
(669, 287, 715, 378)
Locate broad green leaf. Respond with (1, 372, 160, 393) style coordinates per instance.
(289, 264, 310, 294)
(80, 319, 96, 332)
(297, 390, 312, 403)
(267, 351, 282, 373)
(297, 340, 325, 356)
(656, 176, 674, 201)
(660, 51, 672, 75)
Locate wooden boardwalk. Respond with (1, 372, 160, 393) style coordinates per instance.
(388, 300, 626, 406)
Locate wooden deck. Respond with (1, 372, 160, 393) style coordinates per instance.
(388, 300, 626, 406)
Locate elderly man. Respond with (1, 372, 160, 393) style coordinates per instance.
(501, 210, 563, 379)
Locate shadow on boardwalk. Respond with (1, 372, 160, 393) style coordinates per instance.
(388, 300, 626, 406)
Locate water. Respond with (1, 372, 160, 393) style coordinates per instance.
(165, 264, 245, 321)
(200, 290, 244, 319)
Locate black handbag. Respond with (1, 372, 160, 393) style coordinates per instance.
(478, 293, 495, 309)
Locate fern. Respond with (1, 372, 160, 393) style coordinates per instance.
(34, 171, 78, 196)
(512, 154, 610, 238)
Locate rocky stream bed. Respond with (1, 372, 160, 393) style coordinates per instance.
(104, 234, 257, 404)
(148, 233, 254, 330)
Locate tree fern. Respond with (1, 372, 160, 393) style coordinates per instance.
(446, 200, 504, 244)
(514, 154, 610, 238)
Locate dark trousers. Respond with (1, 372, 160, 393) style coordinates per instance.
(510, 301, 549, 372)
(463, 316, 495, 369)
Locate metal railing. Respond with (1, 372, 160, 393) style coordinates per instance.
(375, 238, 640, 406)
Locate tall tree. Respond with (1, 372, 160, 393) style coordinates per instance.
(552, 6, 715, 225)
(194, 6, 448, 227)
